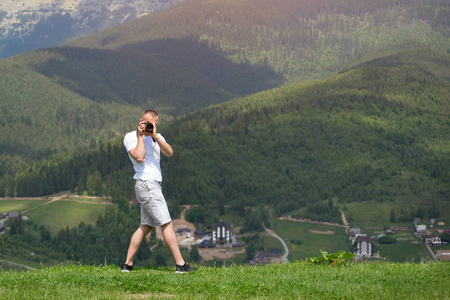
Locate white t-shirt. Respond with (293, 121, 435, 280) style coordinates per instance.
(123, 131, 166, 182)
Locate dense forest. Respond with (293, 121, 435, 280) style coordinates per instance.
(0, 0, 449, 176)
(2, 48, 449, 223)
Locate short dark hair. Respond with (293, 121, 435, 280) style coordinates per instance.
(143, 110, 158, 117)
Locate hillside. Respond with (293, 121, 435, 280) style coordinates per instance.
(0, 0, 449, 173)
(0, 0, 188, 59)
(4, 48, 449, 224)
(0, 262, 448, 299)
(66, 0, 450, 83)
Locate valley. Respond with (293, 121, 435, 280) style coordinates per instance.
(0, 0, 448, 272)
(1, 191, 444, 270)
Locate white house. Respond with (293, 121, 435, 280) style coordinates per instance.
(428, 236, 442, 247)
(355, 235, 372, 257)
(212, 221, 231, 245)
(416, 224, 427, 233)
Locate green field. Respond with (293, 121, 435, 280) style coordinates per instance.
(27, 201, 111, 234)
(0, 200, 49, 215)
(272, 219, 349, 261)
(377, 242, 433, 263)
(0, 199, 112, 235)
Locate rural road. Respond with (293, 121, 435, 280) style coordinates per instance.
(424, 242, 438, 262)
(263, 223, 289, 262)
(0, 259, 35, 270)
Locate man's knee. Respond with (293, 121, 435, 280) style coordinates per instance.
(139, 225, 153, 236)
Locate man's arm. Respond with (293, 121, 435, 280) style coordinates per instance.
(129, 134, 146, 162)
(154, 135, 173, 157)
(129, 121, 146, 162)
(148, 120, 173, 157)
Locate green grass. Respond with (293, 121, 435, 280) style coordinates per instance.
(25, 201, 111, 235)
(0, 199, 112, 235)
(377, 242, 434, 263)
(272, 219, 349, 261)
(0, 262, 448, 299)
(0, 200, 49, 214)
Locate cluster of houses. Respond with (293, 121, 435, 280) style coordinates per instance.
(414, 220, 448, 247)
(0, 211, 30, 236)
(348, 219, 449, 259)
(186, 220, 283, 265)
(193, 221, 244, 249)
(249, 249, 283, 265)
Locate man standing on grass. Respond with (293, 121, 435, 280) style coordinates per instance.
(121, 109, 197, 273)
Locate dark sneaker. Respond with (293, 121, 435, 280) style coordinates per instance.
(121, 264, 133, 272)
(175, 262, 197, 273)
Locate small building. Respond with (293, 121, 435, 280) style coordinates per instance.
(212, 221, 232, 245)
(176, 227, 191, 236)
(355, 235, 372, 257)
(348, 228, 361, 243)
(251, 249, 283, 265)
(0, 221, 5, 235)
(0, 213, 8, 219)
(8, 212, 21, 219)
(196, 239, 216, 249)
(427, 236, 442, 247)
(415, 225, 427, 233)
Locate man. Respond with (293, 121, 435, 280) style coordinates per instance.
(121, 109, 196, 273)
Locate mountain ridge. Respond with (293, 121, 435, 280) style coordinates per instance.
(0, 0, 188, 59)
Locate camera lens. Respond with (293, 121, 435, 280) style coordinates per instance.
(146, 122, 154, 132)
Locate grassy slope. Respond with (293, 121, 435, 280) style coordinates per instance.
(0, 199, 111, 235)
(0, 262, 448, 299)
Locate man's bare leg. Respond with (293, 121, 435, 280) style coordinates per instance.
(125, 225, 152, 266)
(161, 221, 185, 266)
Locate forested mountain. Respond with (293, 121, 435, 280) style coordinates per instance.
(66, 0, 450, 83)
(0, 0, 449, 196)
(0, 0, 188, 59)
(3, 48, 449, 223)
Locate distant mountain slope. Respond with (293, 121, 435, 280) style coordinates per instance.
(65, 0, 450, 83)
(6, 49, 449, 224)
(161, 48, 449, 212)
(0, 0, 188, 59)
(0, 0, 449, 178)
(0, 37, 281, 166)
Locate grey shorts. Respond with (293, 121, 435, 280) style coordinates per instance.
(134, 180, 172, 228)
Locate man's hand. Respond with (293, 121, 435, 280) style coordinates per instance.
(137, 119, 147, 136)
(147, 120, 158, 139)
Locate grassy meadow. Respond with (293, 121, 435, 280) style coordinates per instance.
(272, 219, 349, 261)
(0, 262, 448, 299)
(377, 242, 433, 263)
(0, 199, 111, 235)
(0, 200, 49, 215)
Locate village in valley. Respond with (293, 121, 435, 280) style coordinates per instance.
(1, 201, 449, 266)
(151, 205, 450, 265)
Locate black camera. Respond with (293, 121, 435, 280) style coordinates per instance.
(144, 121, 154, 132)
